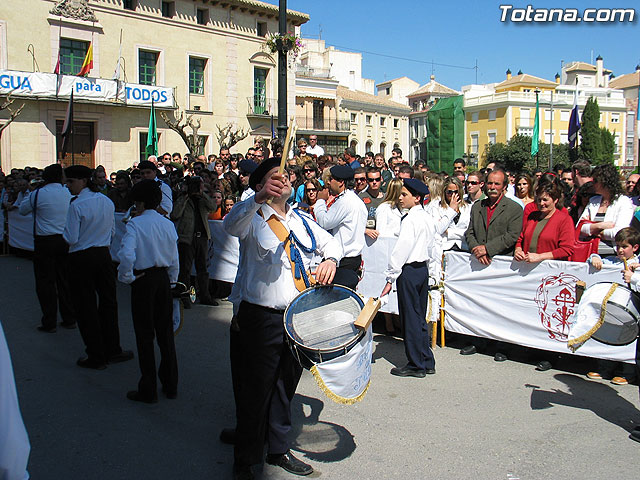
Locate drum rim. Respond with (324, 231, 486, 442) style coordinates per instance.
(284, 284, 365, 355)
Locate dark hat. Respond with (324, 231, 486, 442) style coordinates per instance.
(137, 160, 157, 171)
(403, 178, 429, 197)
(249, 157, 280, 191)
(43, 164, 63, 183)
(238, 159, 258, 175)
(330, 164, 354, 180)
(64, 165, 92, 179)
(130, 179, 161, 209)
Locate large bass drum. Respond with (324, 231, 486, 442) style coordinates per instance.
(569, 282, 640, 349)
(284, 285, 365, 369)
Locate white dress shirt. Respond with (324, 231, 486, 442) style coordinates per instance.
(157, 178, 173, 216)
(314, 189, 367, 258)
(18, 183, 71, 236)
(306, 144, 324, 157)
(374, 202, 403, 238)
(223, 196, 342, 310)
(117, 209, 179, 284)
(63, 188, 115, 253)
(384, 205, 432, 283)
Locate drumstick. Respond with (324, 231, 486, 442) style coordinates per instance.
(623, 257, 631, 287)
(267, 118, 296, 205)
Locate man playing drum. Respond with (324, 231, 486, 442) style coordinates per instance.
(223, 157, 342, 480)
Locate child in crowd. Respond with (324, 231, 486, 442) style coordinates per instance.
(588, 227, 640, 385)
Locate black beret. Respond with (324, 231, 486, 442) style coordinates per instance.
(43, 164, 63, 183)
(64, 165, 92, 179)
(130, 179, 161, 204)
(330, 164, 354, 180)
(238, 159, 258, 175)
(137, 160, 157, 171)
(249, 157, 281, 191)
(403, 178, 430, 196)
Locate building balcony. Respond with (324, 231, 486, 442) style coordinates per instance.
(464, 90, 626, 110)
(295, 64, 332, 79)
(296, 116, 351, 132)
(247, 96, 276, 116)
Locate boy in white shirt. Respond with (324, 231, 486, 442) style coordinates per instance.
(381, 178, 435, 378)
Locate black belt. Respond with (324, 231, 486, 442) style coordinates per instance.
(339, 255, 362, 270)
(241, 301, 285, 315)
(35, 233, 63, 239)
(194, 231, 204, 238)
(406, 261, 427, 267)
(133, 266, 167, 276)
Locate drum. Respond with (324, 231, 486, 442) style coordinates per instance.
(284, 284, 365, 369)
(171, 282, 195, 336)
(568, 282, 640, 351)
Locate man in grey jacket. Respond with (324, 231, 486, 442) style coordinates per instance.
(171, 176, 216, 306)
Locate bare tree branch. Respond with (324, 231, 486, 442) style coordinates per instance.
(0, 95, 25, 138)
(215, 122, 249, 150)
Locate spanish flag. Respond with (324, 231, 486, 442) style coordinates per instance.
(77, 43, 93, 77)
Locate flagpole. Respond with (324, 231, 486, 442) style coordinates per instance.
(71, 91, 75, 166)
(549, 91, 553, 170)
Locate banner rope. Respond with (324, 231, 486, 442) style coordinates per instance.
(567, 282, 618, 352)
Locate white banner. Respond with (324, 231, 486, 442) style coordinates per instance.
(357, 236, 399, 314)
(444, 252, 636, 363)
(0, 70, 175, 108)
(208, 220, 239, 283)
(7, 209, 33, 252)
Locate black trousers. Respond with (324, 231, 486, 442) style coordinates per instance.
(333, 254, 362, 290)
(397, 262, 434, 371)
(68, 247, 122, 364)
(178, 235, 211, 301)
(33, 234, 75, 329)
(233, 301, 303, 467)
(131, 267, 177, 400)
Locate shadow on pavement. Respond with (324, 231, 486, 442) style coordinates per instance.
(528, 373, 640, 432)
(290, 394, 356, 463)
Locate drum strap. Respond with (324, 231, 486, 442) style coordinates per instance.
(262, 212, 316, 292)
(568, 282, 618, 352)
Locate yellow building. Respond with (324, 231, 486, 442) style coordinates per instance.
(0, 0, 308, 172)
(463, 60, 628, 168)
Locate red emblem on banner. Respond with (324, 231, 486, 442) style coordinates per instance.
(534, 273, 580, 341)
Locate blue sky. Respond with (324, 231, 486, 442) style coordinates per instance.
(278, 0, 639, 91)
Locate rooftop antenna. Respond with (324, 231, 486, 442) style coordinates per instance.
(474, 59, 478, 84)
(590, 49, 594, 64)
(431, 59, 435, 77)
(318, 24, 322, 40)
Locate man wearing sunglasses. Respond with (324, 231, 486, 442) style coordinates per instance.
(238, 160, 258, 201)
(464, 171, 485, 204)
(359, 167, 385, 240)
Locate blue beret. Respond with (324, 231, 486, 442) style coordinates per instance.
(403, 178, 429, 196)
(330, 164, 354, 180)
(238, 159, 258, 175)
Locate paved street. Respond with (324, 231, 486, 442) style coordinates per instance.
(3, 253, 640, 480)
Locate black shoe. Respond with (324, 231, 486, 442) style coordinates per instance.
(200, 298, 219, 306)
(425, 368, 436, 375)
(126, 390, 158, 404)
(494, 352, 508, 362)
(37, 325, 56, 333)
(630, 430, 640, 443)
(460, 345, 477, 355)
(266, 451, 313, 476)
(182, 298, 192, 310)
(232, 464, 255, 480)
(219, 427, 236, 445)
(390, 365, 428, 378)
(76, 357, 107, 370)
(59, 321, 77, 329)
(536, 360, 553, 372)
(161, 387, 177, 399)
(107, 350, 134, 364)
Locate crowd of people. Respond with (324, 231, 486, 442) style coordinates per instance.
(5, 137, 640, 478)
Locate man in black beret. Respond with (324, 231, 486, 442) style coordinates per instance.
(223, 158, 342, 479)
(314, 164, 368, 289)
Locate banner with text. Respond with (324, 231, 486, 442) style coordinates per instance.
(443, 252, 635, 363)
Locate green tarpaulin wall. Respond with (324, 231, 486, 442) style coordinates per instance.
(426, 95, 464, 173)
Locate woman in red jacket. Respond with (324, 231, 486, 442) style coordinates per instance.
(515, 174, 574, 263)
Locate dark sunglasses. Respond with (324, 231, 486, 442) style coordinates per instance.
(367, 177, 381, 182)
(355, 178, 367, 182)
(303, 169, 314, 173)
(445, 189, 458, 195)
(306, 188, 317, 192)
(465, 180, 479, 185)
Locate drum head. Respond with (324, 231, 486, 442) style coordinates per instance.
(591, 299, 640, 346)
(284, 285, 364, 353)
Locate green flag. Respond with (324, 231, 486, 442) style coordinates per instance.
(531, 93, 539, 158)
(146, 99, 157, 157)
